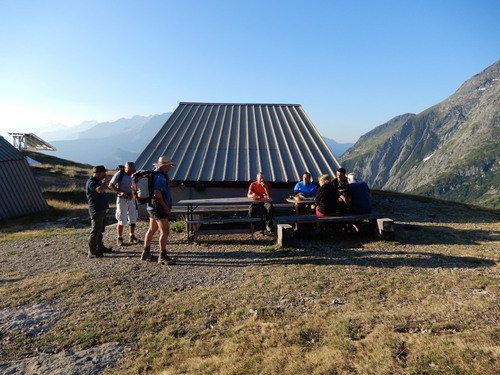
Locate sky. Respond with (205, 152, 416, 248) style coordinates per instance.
(0, 0, 499, 144)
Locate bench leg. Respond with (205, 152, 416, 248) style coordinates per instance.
(377, 218, 395, 240)
(277, 224, 294, 247)
(315, 222, 322, 237)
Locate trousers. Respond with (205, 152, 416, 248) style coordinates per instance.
(89, 209, 107, 253)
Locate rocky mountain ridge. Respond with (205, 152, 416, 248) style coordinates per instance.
(340, 60, 500, 208)
(40, 113, 172, 167)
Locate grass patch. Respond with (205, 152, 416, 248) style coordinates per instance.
(1, 252, 499, 374)
(170, 219, 186, 233)
(0, 227, 83, 241)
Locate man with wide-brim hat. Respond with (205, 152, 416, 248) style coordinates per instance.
(153, 155, 176, 168)
(142, 156, 185, 264)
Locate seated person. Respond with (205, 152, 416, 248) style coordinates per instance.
(333, 167, 351, 212)
(347, 172, 372, 214)
(293, 172, 317, 197)
(293, 171, 317, 213)
(248, 172, 275, 231)
(314, 174, 340, 216)
(332, 167, 349, 190)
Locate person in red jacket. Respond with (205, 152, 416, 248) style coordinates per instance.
(247, 171, 275, 232)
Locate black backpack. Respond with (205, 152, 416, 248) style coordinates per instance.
(114, 165, 125, 190)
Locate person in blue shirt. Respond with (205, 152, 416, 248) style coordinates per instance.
(142, 156, 185, 264)
(293, 172, 317, 213)
(293, 172, 317, 197)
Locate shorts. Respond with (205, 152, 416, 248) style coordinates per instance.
(147, 201, 170, 220)
(115, 197, 138, 225)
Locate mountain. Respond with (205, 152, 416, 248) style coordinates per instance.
(41, 113, 171, 167)
(322, 137, 354, 157)
(340, 60, 500, 209)
(40, 120, 98, 141)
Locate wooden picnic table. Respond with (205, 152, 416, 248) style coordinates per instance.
(176, 197, 273, 242)
(286, 196, 316, 215)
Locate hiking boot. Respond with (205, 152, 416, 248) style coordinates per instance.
(141, 248, 154, 261)
(88, 251, 104, 259)
(117, 236, 123, 246)
(129, 234, 141, 243)
(158, 250, 176, 265)
(100, 246, 113, 253)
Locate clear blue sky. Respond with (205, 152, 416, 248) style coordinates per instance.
(1, 0, 498, 143)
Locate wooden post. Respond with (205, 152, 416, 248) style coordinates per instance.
(277, 224, 294, 247)
(377, 218, 395, 240)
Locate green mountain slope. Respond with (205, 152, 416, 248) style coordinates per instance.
(340, 60, 500, 208)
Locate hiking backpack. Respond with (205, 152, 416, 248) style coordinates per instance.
(114, 165, 125, 190)
(131, 170, 157, 204)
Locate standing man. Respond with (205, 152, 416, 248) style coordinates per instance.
(86, 165, 112, 258)
(108, 162, 140, 246)
(247, 171, 275, 232)
(142, 156, 185, 264)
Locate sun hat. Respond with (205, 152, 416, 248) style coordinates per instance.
(93, 165, 107, 173)
(153, 156, 176, 167)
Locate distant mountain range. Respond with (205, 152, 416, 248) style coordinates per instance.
(340, 60, 500, 209)
(39, 114, 353, 167)
(40, 114, 172, 167)
(322, 138, 354, 158)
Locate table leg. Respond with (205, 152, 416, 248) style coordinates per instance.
(186, 205, 192, 241)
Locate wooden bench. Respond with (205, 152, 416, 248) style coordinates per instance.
(172, 203, 292, 215)
(186, 217, 262, 243)
(275, 212, 394, 243)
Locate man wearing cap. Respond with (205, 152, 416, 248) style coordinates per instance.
(108, 161, 140, 246)
(86, 165, 112, 258)
(142, 156, 185, 264)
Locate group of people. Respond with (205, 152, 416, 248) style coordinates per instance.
(293, 167, 372, 216)
(86, 161, 370, 261)
(246, 168, 371, 232)
(85, 156, 184, 262)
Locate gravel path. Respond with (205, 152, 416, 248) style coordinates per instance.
(1, 220, 277, 292)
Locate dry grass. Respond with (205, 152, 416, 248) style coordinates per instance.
(2, 214, 499, 374)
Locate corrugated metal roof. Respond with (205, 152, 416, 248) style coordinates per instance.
(0, 135, 26, 161)
(0, 136, 48, 220)
(135, 103, 341, 183)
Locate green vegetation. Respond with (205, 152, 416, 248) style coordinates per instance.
(23, 150, 92, 169)
(170, 219, 186, 233)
